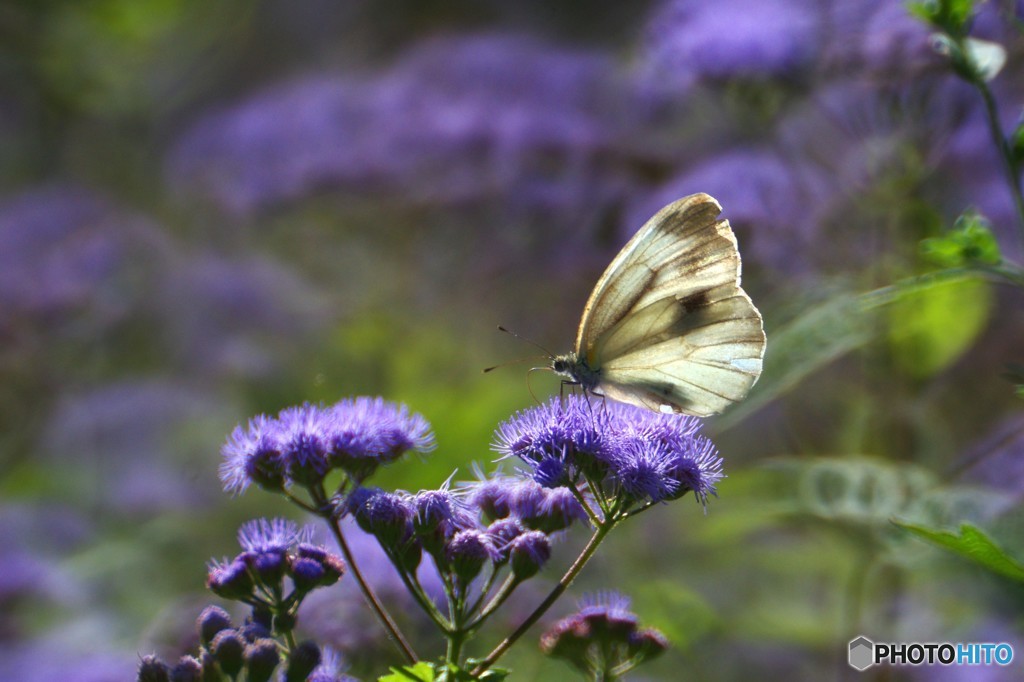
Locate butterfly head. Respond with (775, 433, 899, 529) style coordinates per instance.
(551, 352, 601, 392)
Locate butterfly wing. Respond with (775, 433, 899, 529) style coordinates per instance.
(576, 193, 765, 416)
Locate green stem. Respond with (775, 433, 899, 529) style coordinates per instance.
(384, 549, 451, 631)
(471, 521, 615, 676)
(464, 566, 503, 619)
(467, 572, 521, 631)
(974, 77, 1024, 247)
(316, 489, 417, 664)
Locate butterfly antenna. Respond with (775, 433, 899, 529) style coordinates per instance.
(483, 326, 552, 373)
(496, 325, 555, 358)
(482, 355, 547, 373)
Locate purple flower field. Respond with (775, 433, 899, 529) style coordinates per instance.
(2, 1, 1024, 680)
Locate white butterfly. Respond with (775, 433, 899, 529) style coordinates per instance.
(552, 193, 765, 417)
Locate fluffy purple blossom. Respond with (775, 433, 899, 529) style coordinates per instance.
(624, 148, 835, 274)
(509, 530, 551, 579)
(209, 518, 343, 602)
(346, 487, 414, 546)
(446, 529, 497, 582)
(237, 517, 310, 554)
(639, 0, 822, 93)
(219, 397, 435, 493)
(541, 591, 668, 674)
(167, 33, 637, 221)
(308, 648, 358, 682)
(465, 475, 587, 532)
(412, 488, 475, 554)
(493, 396, 723, 507)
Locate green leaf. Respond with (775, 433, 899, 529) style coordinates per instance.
(893, 521, 1024, 582)
(909, 0, 976, 33)
(379, 662, 437, 682)
(921, 212, 1001, 266)
(886, 274, 992, 378)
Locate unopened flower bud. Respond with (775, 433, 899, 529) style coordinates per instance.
(509, 531, 550, 579)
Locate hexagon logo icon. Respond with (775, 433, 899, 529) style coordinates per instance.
(848, 636, 875, 671)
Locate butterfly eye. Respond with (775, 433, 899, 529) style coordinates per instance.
(552, 360, 566, 373)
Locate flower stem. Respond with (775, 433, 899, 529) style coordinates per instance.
(974, 77, 1024, 248)
(471, 521, 614, 676)
(317, 495, 418, 664)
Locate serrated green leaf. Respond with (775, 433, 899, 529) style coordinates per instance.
(893, 521, 1024, 582)
(379, 662, 437, 682)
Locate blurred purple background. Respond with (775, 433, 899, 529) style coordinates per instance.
(2, 1, 1024, 680)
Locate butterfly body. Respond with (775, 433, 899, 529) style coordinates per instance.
(553, 193, 765, 417)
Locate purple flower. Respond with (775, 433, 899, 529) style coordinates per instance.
(346, 487, 414, 547)
(237, 517, 309, 554)
(465, 475, 587, 532)
(446, 529, 497, 583)
(639, 0, 822, 94)
(541, 591, 668, 675)
(486, 518, 527, 563)
(167, 33, 637, 221)
(327, 397, 436, 481)
(822, 2, 940, 79)
(576, 591, 639, 635)
(308, 648, 358, 682)
(277, 404, 333, 486)
(219, 397, 434, 493)
(493, 396, 606, 484)
(220, 415, 284, 495)
(206, 556, 254, 600)
(509, 530, 551, 579)
(412, 487, 475, 554)
(0, 185, 160, 325)
(493, 396, 723, 509)
(624, 148, 835, 274)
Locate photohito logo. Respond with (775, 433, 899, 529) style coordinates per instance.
(848, 635, 1014, 671)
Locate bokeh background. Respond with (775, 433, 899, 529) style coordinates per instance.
(2, 0, 1024, 679)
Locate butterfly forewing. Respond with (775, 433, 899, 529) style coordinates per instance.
(575, 193, 765, 416)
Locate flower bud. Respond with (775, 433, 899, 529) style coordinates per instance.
(211, 630, 246, 677)
(446, 530, 494, 584)
(196, 606, 232, 647)
(290, 556, 326, 593)
(250, 550, 286, 587)
(486, 518, 526, 563)
(206, 558, 253, 600)
(627, 628, 669, 663)
(509, 531, 550, 579)
(284, 640, 321, 682)
(169, 656, 202, 682)
(245, 639, 281, 682)
(137, 655, 170, 682)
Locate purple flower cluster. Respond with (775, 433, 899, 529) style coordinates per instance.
(219, 397, 435, 494)
(167, 32, 638, 222)
(138, 603, 353, 682)
(347, 476, 584, 585)
(540, 591, 668, 676)
(639, 0, 823, 93)
(206, 517, 345, 602)
(493, 396, 723, 507)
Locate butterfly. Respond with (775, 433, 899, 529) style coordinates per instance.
(551, 193, 765, 417)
